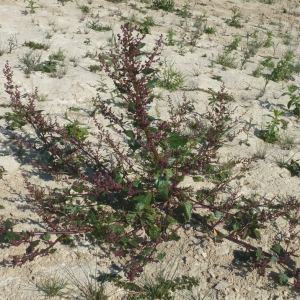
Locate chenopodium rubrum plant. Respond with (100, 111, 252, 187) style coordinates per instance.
(2, 22, 248, 280)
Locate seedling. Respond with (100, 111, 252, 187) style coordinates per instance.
(84, 38, 91, 45)
(158, 59, 185, 91)
(259, 110, 288, 143)
(263, 30, 273, 47)
(166, 29, 175, 46)
(26, 0, 38, 14)
(24, 41, 49, 50)
(226, 7, 243, 28)
(77, 4, 90, 14)
(282, 159, 300, 177)
(204, 26, 216, 35)
(152, 0, 175, 12)
(7, 34, 18, 54)
(33, 274, 68, 297)
(19, 51, 42, 77)
(240, 117, 255, 146)
(215, 52, 238, 69)
(177, 43, 186, 56)
(284, 85, 300, 117)
(57, 0, 71, 5)
(176, 3, 192, 18)
(225, 35, 241, 53)
(49, 48, 66, 61)
(89, 65, 102, 72)
(139, 16, 155, 34)
(87, 21, 111, 32)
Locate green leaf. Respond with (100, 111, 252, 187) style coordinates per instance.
(27, 240, 40, 253)
(214, 210, 224, 219)
(42, 232, 51, 241)
(272, 244, 284, 256)
(137, 43, 146, 49)
(49, 248, 57, 254)
(128, 100, 136, 113)
(157, 252, 166, 260)
(168, 158, 176, 166)
(256, 247, 264, 260)
(169, 232, 180, 241)
(148, 126, 158, 133)
(71, 182, 84, 193)
(114, 81, 127, 94)
(125, 130, 135, 139)
(134, 193, 152, 210)
(164, 169, 173, 180)
(110, 224, 124, 234)
(149, 225, 161, 239)
(271, 256, 278, 263)
(147, 78, 159, 89)
(278, 271, 289, 285)
(142, 68, 156, 75)
(114, 166, 123, 184)
(193, 177, 203, 182)
(156, 177, 169, 201)
(4, 231, 20, 242)
(178, 201, 193, 221)
(3, 219, 13, 230)
(135, 54, 143, 60)
(168, 132, 189, 149)
(253, 229, 261, 240)
(144, 248, 151, 255)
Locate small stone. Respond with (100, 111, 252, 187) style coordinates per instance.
(208, 268, 216, 278)
(215, 280, 228, 291)
(2, 173, 10, 180)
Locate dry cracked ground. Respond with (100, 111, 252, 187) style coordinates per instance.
(1, 0, 300, 299)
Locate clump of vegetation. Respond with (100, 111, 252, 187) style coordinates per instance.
(87, 21, 111, 32)
(259, 110, 288, 143)
(138, 16, 155, 34)
(2, 23, 300, 292)
(284, 85, 300, 117)
(226, 7, 243, 28)
(157, 59, 185, 91)
(151, 0, 175, 12)
(24, 41, 49, 50)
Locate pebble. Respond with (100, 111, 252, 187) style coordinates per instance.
(215, 280, 228, 291)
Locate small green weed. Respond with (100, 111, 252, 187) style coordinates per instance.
(78, 4, 90, 14)
(152, 0, 175, 12)
(226, 7, 243, 28)
(166, 29, 175, 46)
(264, 30, 273, 47)
(225, 35, 241, 53)
(87, 21, 111, 32)
(139, 16, 155, 34)
(26, 0, 38, 13)
(216, 52, 238, 69)
(49, 48, 66, 61)
(24, 41, 49, 50)
(282, 159, 300, 177)
(33, 274, 68, 297)
(158, 60, 185, 91)
(89, 65, 102, 72)
(284, 85, 300, 117)
(176, 3, 192, 18)
(259, 110, 288, 143)
(204, 26, 216, 35)
(57, 0, 71, 5)
(19, 51, 42, 77)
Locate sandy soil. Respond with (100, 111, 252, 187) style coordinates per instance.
(1, 0, 300, 299)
